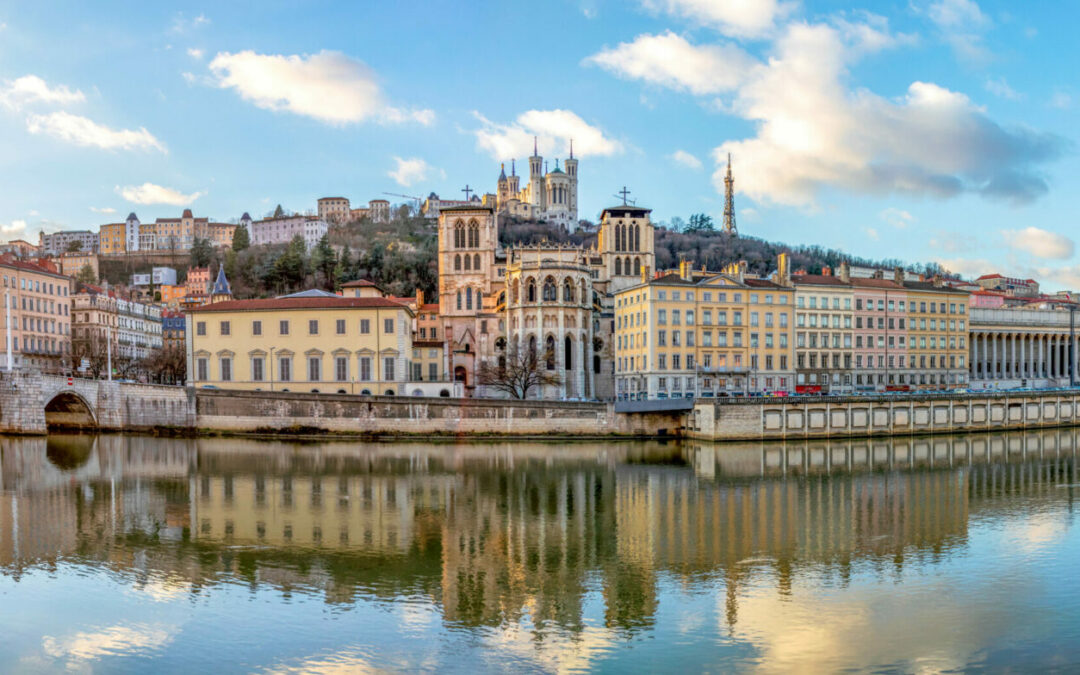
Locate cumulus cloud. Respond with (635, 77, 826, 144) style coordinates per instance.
(640, 0, 794, 37)
(880, 207, 914, 228)
(473, 109, 621, 160)
(934, 256, 996, 278)
(388, 157, 439, 187)
(584, 31, 754, 95)
(89, 207, 116, 214)
(0, 75, 84, 110)
(26, 112, 166, 152)
(1001, 227, 1074, 260)
(208, 50, 434, 126)
(1, 220, 27, 235)
(187, 48, 204, 60)
(670, 149, 703, 169)
(117, 183, 203, 206)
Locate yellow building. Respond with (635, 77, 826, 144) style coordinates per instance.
(57, 251, 99, 280)
(903, 277, 969, 389)
(186, 292, 415, 395)
(614, 260, 795, 399)
(98, 223, 126, 255)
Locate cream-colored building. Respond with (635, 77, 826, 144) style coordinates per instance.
(492, 142, 579, 230)
(186, 290, 415, 395)
(614, 260, 795, 399)
(57, 252, 99, 280)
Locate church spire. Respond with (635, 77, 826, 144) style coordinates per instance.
(722, 153, 738, 236)
(569, 138, 574, 160)
(511, 158, 516, 176)
(533, 136, 538, 157)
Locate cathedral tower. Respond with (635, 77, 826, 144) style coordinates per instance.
(564, 139, 578, 222)
(528, 136, 545, 210)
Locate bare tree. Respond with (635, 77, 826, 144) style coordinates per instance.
(476, 344, 561, 399)
(141, 346, 186, 385)
(70, 329, 111, 379)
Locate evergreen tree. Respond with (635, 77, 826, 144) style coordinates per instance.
(231, 224, 250, 252)
(273, 234, 309, 291)
(273, 204, 285, 218)
(76, 264, 96, 285)
(339, 244, 354, 281)
(190, 237, 215, 268)
(312, 234, 337, 290)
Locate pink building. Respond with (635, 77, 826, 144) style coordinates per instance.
(851, 277, 908, 391)
(969, 290, 1006, 308)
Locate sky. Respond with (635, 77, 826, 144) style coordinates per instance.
(0, 1, 1077, 287)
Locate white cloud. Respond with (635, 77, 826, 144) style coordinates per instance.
(187, 48, 204, 60)
(473, 109, 621, 160)
(984, 77, 1022, 101)
(923, 0, 992, 62)
(42, 624, 172, 669)
(1, 220, 27, 235)
(1049, 90, 1071, 110)
(1001, 227, 1074, 260)
(0, 75, 85, 110)
(117, 183, 203, 206)
(641, 0, 795, 37)
(670, 149, 703, 169)
(880, 207, 914, 228)
(388, 157, 437, 187)
(26, 112, 166, 152)
(89, 207, 116, 214)
(171, 12, 210, 33)
(692, 22, 1064, 207)
(208, 50, 433, 126)
(864, 226, 879, 240)
(934, 256, 996, 278)
(584, 31, 754, 95)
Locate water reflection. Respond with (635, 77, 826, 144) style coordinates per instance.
(2, 432, 1080, 671)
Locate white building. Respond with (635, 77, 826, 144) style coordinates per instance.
(39, 230, 98, 256)
(250, 214, 328, 249)
(130, 267, 178, 287)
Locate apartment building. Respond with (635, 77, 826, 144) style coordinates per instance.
(56, 251, 99, 280)
(0, 255, 73, 373)
(186, 291, 415, 394)
(791, 271, 855, 394)
(250, 214, 328, 249)
(72, 285, 163, 367)
(903, 278, 969, 389)
(613, 260, 795, 400)
(39, 230, 97, 256)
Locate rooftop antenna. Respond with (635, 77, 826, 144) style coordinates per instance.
(614, 186, 635, 206)
(723, 153, 738, 236)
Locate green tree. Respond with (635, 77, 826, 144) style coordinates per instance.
(66, 240, 83, 253)
(190, 237, 215, 268)
(75, 264, 96, 285)
(312, 234, 337, 290)
(686, 213, 714, 233)
(231, 224, 250, 252)
(273, 204, 285, 218)
(338, 244, 354, 280)
(273, 234, 309, 292)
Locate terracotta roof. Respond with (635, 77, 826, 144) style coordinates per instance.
(849, 277, 904, 289)
(791, 274, 849, 286)
(413, 339, 444, 347)
(189, 296, 411, 313)
(744, 278, 783, 288)
(341, 279, 379, 288)
(0, 254, 71, 280)
(419, 303, 440, 312)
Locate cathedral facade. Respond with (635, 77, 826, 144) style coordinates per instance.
(490, 140, 578, 231)
(436, 202, 655, 401)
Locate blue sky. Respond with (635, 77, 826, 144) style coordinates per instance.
(0, 1, 1077, 287)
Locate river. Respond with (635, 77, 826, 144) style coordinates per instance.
(1, 432, 1079, 672)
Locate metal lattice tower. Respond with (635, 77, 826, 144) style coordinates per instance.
(723, 153, 738, 236)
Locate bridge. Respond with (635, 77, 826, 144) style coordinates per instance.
(0, 372, 194, 434)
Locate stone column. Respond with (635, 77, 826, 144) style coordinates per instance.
(1010, 333, 1017, 379)
(1038, 334, 1044, 380)
(1051, 335, 1058, 380)
(991, 333, 998, 380)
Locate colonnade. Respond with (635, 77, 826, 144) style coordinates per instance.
(970, 331, 1079, 383)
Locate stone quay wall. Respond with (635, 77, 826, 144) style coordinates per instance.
(195, 389, 678, 438)
(690, 391, 1080, 441)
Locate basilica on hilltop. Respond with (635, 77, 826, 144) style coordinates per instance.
(487, 138, 579, 231)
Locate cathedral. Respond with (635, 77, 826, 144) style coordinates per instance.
(489, 138, 579, 231)
(436, 197, 654, 400)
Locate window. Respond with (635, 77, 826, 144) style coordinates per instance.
(197, 358, 208, 381)
(220, 357, 232, 382)
(309, 319, 319, 335)
(335, 356, 348, 381)
(279, 357, 292, 382)
(428, 362, 438, 381)
(252, 320, 262, 336)
(308, 357, 321, 381)
(360, 319, 371, 334)
(252, 357, 264, 382)
(383, 357, 395, 381)
(360, 357, 372, 381)
(279, 320, 290, 335)
(336, 319, 346, 335)
(220, 321, 230, 336)
(384, 318, 394, 334)
(196, 321, 206, 336)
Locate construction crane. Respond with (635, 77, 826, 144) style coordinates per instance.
(382, 192, 424, 209)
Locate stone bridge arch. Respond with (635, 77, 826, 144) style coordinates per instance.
(44, 391, 98, 430)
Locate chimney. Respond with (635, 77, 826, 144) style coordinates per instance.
(679, 260, 691, 281)
(933, 273, 943, 287)
(839, 261, 850, 283)
(641, 264, 651, 283)
(893, 266, 905, 284)
(739, 260, 747, 280)
(416, 288, 424, 306)
(777, 253, 791, 285)
(822, 265, 832, 277)
(872, 269, 883, 279)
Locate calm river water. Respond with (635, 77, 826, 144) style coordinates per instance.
(2, 432, 1080, 672)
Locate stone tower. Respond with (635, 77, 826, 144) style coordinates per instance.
(564, 139, 578, 221)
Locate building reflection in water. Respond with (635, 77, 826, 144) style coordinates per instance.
(1, 431, 1078, 633)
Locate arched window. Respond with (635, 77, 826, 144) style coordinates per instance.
(563, 280, 573, 302)
(474, 253, 481, 269)
(546, 335, 556, 370)
(454, 254, 461, 271)
(456, 290, 462, 310)
(634, 224, 641, 251)
(466, 287, 473, 310)
(464, 254, 471, 271)
(624, 257, 631, 275)
(511, 279, 520, 304)
(565, 335, 573, 370)
(528, 335, 537, 359)
(468, 221, 480, 248)
(634, 257, 641, 275)
(527, 279, 536, 303)
(476, 289, 483, 309)
(580, 279, 588, 305)
(453, 221, 464, 248)
(542, 277, 556, 302)
(616, 224, 623, 251)
(615, 257, 622, 275)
